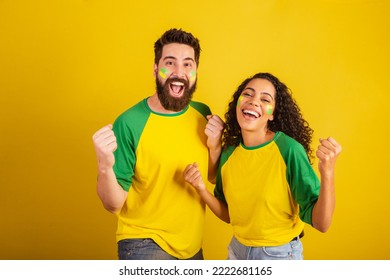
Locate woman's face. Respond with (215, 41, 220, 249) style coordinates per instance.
(236, 78, 276, 132)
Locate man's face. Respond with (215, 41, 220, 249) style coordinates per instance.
(154, 43, 198, 111)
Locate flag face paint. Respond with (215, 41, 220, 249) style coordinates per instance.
(159, 68, 169, 79)
(237, 95, 243, 106)
(189, 70, 196, 82)
(266, 105, 273, 115)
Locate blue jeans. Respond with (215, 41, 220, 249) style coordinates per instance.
(118, 238, 204, 260)
(227, 235, 303, 260)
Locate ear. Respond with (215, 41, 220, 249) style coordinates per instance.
(153, 64, 158, 78)
(269, 115, 274, 121)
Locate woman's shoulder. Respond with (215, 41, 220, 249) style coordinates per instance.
(274, 131, 306, 155)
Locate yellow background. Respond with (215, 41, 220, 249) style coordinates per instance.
(1, 0, 389, 260)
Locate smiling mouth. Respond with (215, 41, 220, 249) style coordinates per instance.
(242, 109, 260, 118)
(169, 81, 184, 97)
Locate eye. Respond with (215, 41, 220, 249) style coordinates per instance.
(166, 61, 174, 66)
(261, 98, 271, 103)
(242, 92, 251, 97)
(184, 62, 193, 68)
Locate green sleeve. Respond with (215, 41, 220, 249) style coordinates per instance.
(276, 133, 320, 225)
(190, 101, 212, 118)
(214, 145, 236, 203)
(112, 100, 150, 191)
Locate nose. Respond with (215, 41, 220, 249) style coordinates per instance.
(172, 65, 186, 78)
(249, 98, 260, 107)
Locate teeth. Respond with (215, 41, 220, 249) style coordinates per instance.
(170, 82, 184, 95)
(243, 109, 260, 118)
(171, 81, 184, 86)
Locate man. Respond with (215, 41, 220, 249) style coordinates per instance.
(92, 28, 223, 260)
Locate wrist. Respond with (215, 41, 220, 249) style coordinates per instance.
(98, 165, 113, 175)
(208, 145, 221, 155)
(197, 185, 208, 194)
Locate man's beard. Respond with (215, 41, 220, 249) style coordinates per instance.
(155, 77, 197, 112)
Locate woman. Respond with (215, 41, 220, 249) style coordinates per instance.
(184, 72, 342, 260)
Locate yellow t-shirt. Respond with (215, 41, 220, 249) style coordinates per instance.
(215, 132, 320, 246)
(113, 98, 210, 259)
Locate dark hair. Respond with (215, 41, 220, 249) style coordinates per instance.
(223, 72, 314, 163)
(154, 28, 201, 66)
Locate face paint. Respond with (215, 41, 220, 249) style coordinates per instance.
(189, 70, 197, 82)
(159, 68, 169, 79)
(237, 95, 243, 106)
(265, 104, 273, 115)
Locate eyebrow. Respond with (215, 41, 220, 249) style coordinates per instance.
(162, 56, 195, 62)
(244, 87, 274, 100)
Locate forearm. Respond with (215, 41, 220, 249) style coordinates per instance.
(312, 174, 335, 232)
(205, 114, 224, 183)
(96, 168, 127, 214)
(207, 146, 221, 184)
(312, 136, 342, 232)
(198, 188, 229, 223)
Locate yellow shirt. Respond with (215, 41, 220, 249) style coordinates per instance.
(215, 132, 320, 246)
(113, 98, 210, 258)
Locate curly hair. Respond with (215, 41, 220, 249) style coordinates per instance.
(223, 72, 314, 163)
(154, 28, 201, 66)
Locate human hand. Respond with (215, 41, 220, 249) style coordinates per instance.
(205, 114, 224, 151)
(92, 124, 117, 171)
(316, 137, 342, 177)
(183, 162, 207, 192)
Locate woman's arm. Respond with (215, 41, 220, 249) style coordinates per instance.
(312, 137, 342, 232)
(184, 162, 230, 223)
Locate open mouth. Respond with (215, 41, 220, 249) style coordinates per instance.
(242, 109, 260, 119)
(169, 81, 185, 97)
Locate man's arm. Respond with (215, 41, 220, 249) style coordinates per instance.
(92, 124, 127, 214)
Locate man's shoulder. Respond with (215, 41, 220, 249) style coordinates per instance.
(113, 99, 151, 130)
(189, 100, 211, 117)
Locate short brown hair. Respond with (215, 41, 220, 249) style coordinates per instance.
(154, 28, 201, 65)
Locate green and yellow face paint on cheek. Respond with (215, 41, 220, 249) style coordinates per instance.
(237, 95, 244, 106)
(189, 70, 197, 82)
(265, 104, 273, 115)
(159, 68, 169, 79)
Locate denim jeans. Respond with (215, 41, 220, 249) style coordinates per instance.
(118, 238, 204, 260)
(227, 235, 303, 260)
